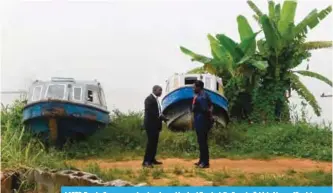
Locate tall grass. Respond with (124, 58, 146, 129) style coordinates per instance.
(1, 100, 66, 170)
(65, 108, 332, 161)
(1, 100, 332, 172)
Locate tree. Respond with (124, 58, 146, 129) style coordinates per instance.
(180, 16, 268, 120)
(247, 0, 332, 121)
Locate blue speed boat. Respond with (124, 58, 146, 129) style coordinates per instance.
(22, 77, 110, 147)
(161, 73, 229, 131)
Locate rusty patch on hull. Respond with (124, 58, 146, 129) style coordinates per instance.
(81, 111, 97, 121)
(42, 107, 66, 117)
(49, 118, 58, 143)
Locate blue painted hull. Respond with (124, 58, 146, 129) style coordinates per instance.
(161, 87, 229, 131)
(23, 100, 110, 147)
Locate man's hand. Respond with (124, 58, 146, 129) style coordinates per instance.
(160, 114, 169, 122)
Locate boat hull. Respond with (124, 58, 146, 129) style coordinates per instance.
(162, 87, 229, 131)
(23, 100, 110, 147)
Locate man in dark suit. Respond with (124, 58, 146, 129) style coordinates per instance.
(142, 85, 168, 168)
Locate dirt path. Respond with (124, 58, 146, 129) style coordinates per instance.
(70, 158, 332, 173)
(67, 158, 332, 186)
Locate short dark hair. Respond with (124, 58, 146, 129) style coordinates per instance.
(194, 80, 204, 89)
(152, 85, 162, 92)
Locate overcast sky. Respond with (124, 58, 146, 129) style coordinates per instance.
(1, 0, 332, 123)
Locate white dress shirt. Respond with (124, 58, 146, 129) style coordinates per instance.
(152, 93, 162, 116)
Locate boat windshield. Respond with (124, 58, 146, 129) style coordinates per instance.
(184, 77, 197, 85)
(73, 87, 82, 101)
(46, 84, 66, 100)
(32, 86, 42, 101)
(100, 89, 107, 107)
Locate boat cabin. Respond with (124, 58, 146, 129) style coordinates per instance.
(165, 73, 224, 95)
(26, 77, 108, 110)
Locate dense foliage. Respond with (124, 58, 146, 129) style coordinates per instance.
(181, 0, 332, 122)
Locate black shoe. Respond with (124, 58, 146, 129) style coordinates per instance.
(197, 163, 209, 168)
(152, 160, 163, 165)
(142, 162, 153, 168)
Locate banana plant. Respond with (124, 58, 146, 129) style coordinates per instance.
(180, 16, 269, 120)
(247, 0, 332, 116)
(180, 15, 268, 83)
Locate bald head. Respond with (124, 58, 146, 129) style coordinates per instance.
(152, 85, 162, 97)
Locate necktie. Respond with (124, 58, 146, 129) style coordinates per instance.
(157, 98, 162, 116)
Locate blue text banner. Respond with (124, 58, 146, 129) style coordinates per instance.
(61, 186, 332, 193)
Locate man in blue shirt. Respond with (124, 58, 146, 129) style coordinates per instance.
(192, 80, 213, 168)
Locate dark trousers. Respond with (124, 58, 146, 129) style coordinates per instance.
(143, 130, 160, 163)
(196, 128, 209, 165)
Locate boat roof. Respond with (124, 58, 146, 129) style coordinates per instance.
(31, 77, 101, 86)
(26, 77, 108, 111)
(165, 73, 219, 80)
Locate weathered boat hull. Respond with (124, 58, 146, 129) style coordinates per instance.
(162, 87, 229, 131)
(22, 100, 110, 147)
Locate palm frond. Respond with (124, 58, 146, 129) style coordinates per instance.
(278, 0, 297, 35)
(237, 15, 258, 56)
(302, 41, 332, 50)
(237, 15, 254, 40)
(207, 34, 234, 71)
(247, 0, 263, 17)
(294, 5, 332, 36)
(180, 46, 213, 64)
(289, 73, 321, 116)
(187, 67, 205, 74)
(187, 64, 217, 75)
(239, 31, 260, 56)
(281, 22, 295, 42)
(216, 34, 243, 61)
(268, 0, 275, 19)
(207, 34, 223, 60)
(203, 63, 218, 75)
(294, 70, 333, 87)
(260, 15, 280, 51)
(318, 5, 332, 19)
(274, 3, 281, 22)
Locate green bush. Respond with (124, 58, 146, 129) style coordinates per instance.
(229, 123, 332, 161)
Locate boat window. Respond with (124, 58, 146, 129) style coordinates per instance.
(87, 89, 101, 105)
(216, 80, 224, 94)
(73, 87, 82, 101)
(32, 86, 42, 101)
(100, 89, 107, 107)
(205, 77, 211, 89)
(165, 81, 169, 92)
(185, 77, 197, 85)
(46, 84, 66, 100)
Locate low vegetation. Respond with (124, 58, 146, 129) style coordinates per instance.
(1, 101, 332, 175)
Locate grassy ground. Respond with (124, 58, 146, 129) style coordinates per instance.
(1, 100, 332, 187)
